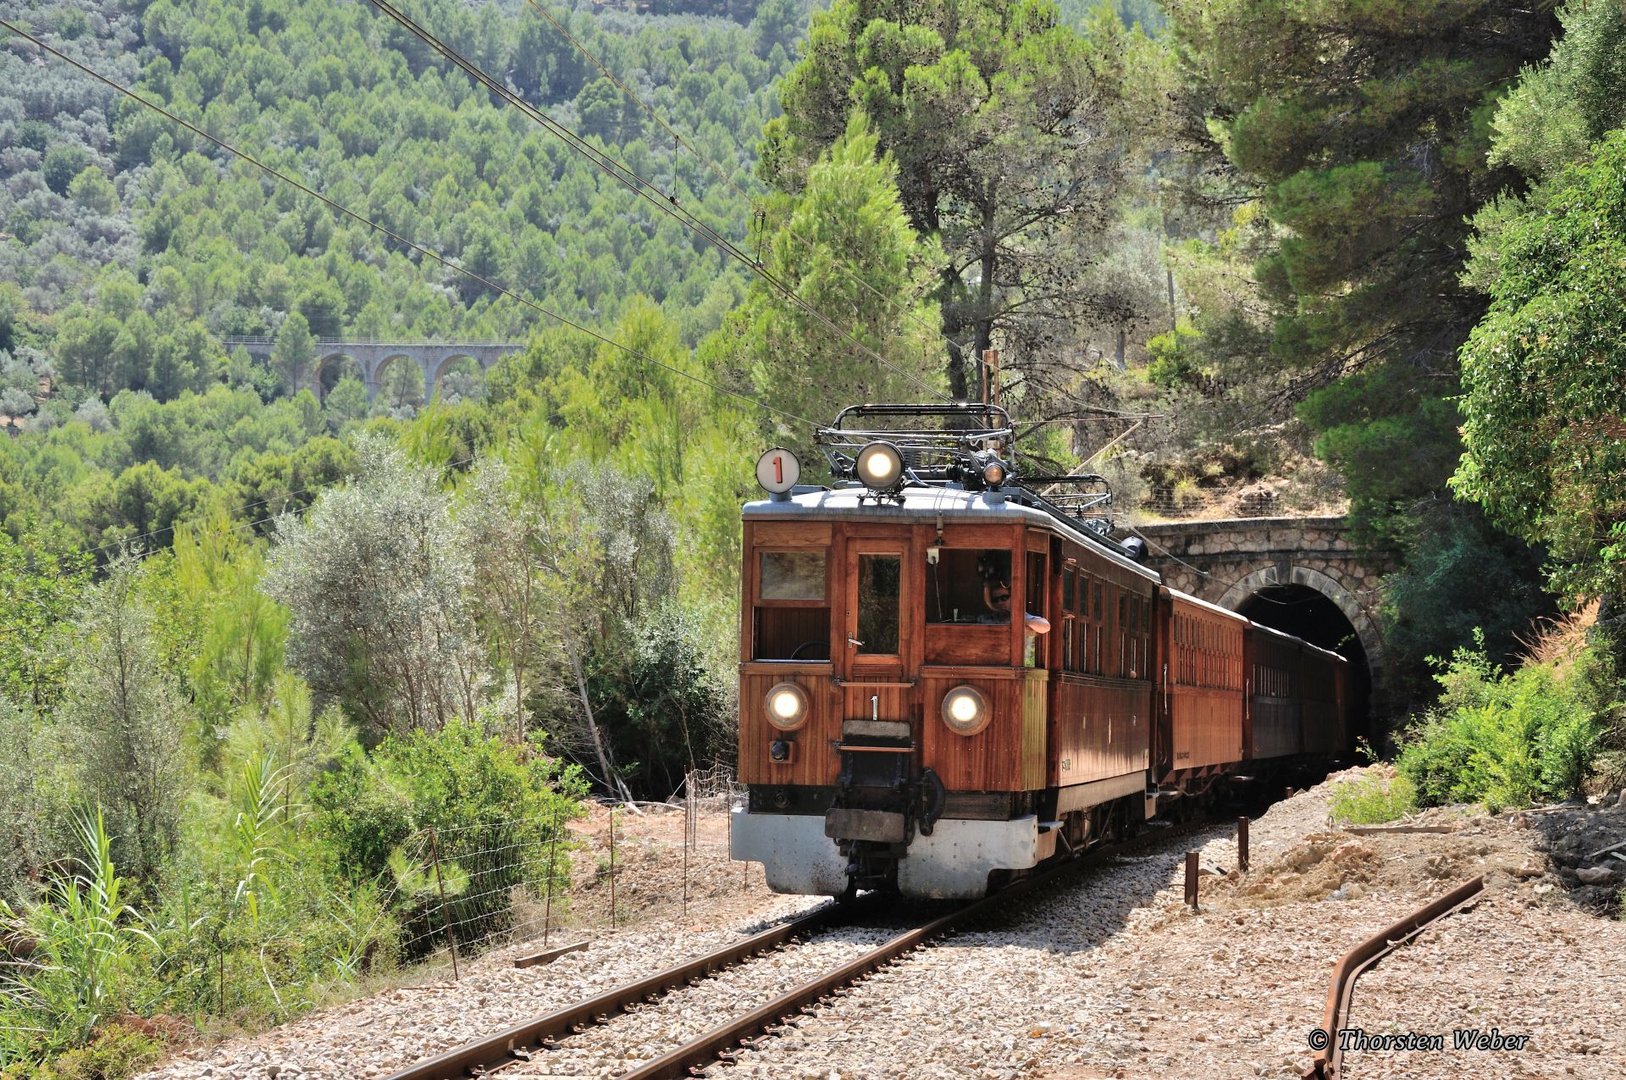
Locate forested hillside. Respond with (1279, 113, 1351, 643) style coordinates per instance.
(4, 0, 1626, 1072)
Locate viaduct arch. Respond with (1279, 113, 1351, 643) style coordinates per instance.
(224, 340, 525, 401)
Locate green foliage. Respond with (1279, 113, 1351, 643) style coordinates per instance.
(1377, 506, 1554, 702)
(0, 1021, 164, 1080)
(1328, 771, 1417, 826)
(763, 0, 1142, 398)
(309, 720, 582, 956)
(1489, 0, 1626, 181)
(1145, 323, 1203, 390)
(1456, 129, 1626, 600)
(265, 435, 482, 738)
(0, 811, 153, 1064)
(1167, 0, 1558, 565)
(0, 534, 91, 712)
(59, 560, 186, 886)
(588, 605, 734, 800)
(720, 114, 943, 439)
(1397, 640, 1602, 813)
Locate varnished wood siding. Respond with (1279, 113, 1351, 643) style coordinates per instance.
(840, 683, 916, 729)
(1049, 675, 1151, 786)
(738, 663, 840, 786)
(918, 668, 1043, 790)
(1250, 697, 1301, 759)
(1170, 687, 1243, 768)
(1165, 594, 1247, 771)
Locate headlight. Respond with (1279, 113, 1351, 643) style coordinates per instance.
(764, 682, 809, 731)
(981, 459, 1007, 487)
(855, 441, 904, 490)
(941, 685, 989, 736)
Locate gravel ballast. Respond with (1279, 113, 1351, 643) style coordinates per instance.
(137, 770, 1626, 1080)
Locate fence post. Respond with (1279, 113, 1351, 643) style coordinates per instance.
(1237, 816, 1250, 873)
(543, 805, 560, 949)
(1184, 850, 1200, 913)
(608, 808, 617, 930)
(427, 826, 461, 981)
(682, 773, 692, 919)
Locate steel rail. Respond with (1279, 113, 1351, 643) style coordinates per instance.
(386, 816, 1215, 1080)
(614, 821, 1225, 1080)
(1302, 875, 1485, 1080)
(380, 900, 852, 1080)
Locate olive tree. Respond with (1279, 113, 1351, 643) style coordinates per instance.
(265, 434, 485, 739)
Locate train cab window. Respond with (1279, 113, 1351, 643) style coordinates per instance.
(1023, 551, 1048, 668)
(753, 550, 829, 661)
(924, 548, 1011, 624)
(857, 554, 901, 655)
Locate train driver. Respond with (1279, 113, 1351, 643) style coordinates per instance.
(984, 581, 1051, 635)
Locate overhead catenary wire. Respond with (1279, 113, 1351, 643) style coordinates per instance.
(514, 0, 996, 391)
(0, 19, 823, 440)
(360, 0, 953, 407)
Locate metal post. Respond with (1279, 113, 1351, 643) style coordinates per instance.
(428, 827, 460, 980)
(1184, 851, 1199, 912)
(543, 806, 560, 949)
(682, 787, 692, 919)
(1238, 817, 1250, 873)
(608, 809, 617, 930)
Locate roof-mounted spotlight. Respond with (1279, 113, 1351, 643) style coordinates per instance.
(855, 441, 905, 492)
(973, 449, 1008, 489)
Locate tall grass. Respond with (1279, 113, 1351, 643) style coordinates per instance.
(0, 810, 151, 1065)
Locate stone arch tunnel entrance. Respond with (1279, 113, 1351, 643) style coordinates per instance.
(1236, 584, 1373, 747)
(1136, 516, 1399, 747)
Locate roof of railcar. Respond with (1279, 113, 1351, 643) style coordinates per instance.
(744, 485, 1160, 583)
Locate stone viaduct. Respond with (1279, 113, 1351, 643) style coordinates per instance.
(1134, 515, 1399, 715)
(223, 340, 525, 401)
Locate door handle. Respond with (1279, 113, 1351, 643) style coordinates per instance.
(847, 636, 864, 648)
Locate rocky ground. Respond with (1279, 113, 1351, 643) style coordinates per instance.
(136, 769, 1626, 1080)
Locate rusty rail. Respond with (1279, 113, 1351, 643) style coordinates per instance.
(1303, 875, 1484, 1080)
(385, 816, 1215, 1080)
(380, 900, 850, 1080)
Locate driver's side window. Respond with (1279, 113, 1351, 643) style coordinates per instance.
(753, 550, 830, 660)
(924, 548, 1012, 624)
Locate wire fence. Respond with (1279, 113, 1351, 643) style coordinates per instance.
(394, 766, 750, 984)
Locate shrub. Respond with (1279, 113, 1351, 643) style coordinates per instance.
(1328, 771, 1417, 825)
(1397, 641, 1602, 813)
(1, 1021, 164, 1080)
(0, 812, 151, 1067)
(309, 721, 584, 958)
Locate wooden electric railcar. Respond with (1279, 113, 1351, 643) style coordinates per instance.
(731, 404, 1350, 899)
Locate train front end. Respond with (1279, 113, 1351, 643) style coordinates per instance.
(730, 406, 1073, 899)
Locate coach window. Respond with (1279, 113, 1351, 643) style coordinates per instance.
(754, 550, 829, 661)
(1061, 566, 1078, 672)
(925, 548, 1011, 624)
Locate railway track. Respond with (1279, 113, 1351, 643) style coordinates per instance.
(383, 818, 1215, 1080)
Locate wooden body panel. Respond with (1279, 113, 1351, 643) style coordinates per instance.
(1250, 697, 1302, 759)
(839, 682, 916, 727)
(924, 623, 1011, 666)
(918, 668, 1044, 790)
(1246, 629, 1299, 761)
(1163, 593, 1247, 772)
(1300, 647, 1346, 754)
(1049, 675, 1151, 787)
(738, 662, 840, 785)
(1169, 687, 1244, 768)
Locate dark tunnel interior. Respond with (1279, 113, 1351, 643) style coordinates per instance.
(1236, 584, 1374, 747)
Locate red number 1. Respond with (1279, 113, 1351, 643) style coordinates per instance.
(774, 456, 783, 485)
